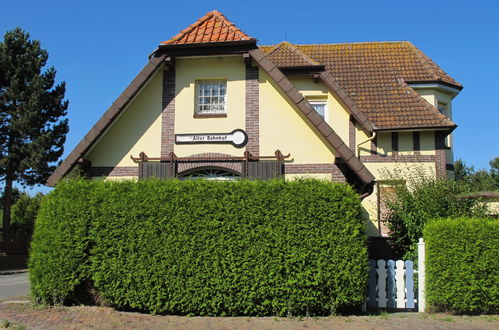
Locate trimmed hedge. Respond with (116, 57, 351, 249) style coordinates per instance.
(30, 179, 368, 316)
(424, 218, 499, 314)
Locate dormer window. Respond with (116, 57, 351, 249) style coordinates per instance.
(196, 79, 227, 115)
(309, 100, 327, 119)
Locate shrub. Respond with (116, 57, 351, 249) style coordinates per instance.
(29, 180, 98, 304)
(424, 217, 499, 314)
(29, 178, 368, 316)
(10, 192, 43, 234)
(384, 171, 486, 259)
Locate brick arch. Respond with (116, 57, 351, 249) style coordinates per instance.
(176, 153, 243, 175)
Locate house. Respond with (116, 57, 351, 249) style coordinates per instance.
(47, 10, 462, 237)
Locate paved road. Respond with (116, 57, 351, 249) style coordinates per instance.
(0, 272, 29, 300)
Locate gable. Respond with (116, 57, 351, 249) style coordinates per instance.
(85, 69, 163, 167)
(259, 70, 335, 164)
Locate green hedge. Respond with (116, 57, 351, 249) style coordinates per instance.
(424, 218, 499, 314)
(30, 179, 367, 316)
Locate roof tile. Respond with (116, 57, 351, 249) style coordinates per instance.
(162, 10, 254, 45)
(261, 41, 459, 130)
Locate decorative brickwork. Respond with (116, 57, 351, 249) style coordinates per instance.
(88, 166, 139, 177)
(245, 66, 259, 155)
(284, 163, 347, 182)
(177, 153, 243, 175)
(161, 69, 176, 158)
(434, 131, 447, 178)
(413, 131, 420, 155)
(349, 117, 356, 151)
(391, 132, 399, 156)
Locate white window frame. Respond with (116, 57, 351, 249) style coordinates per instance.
(308, 100, 327, 121)
(195, 79, 227, 115)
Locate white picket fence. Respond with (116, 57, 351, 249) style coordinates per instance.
(366, 238, 426, 312)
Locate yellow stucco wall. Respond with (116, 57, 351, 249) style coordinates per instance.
(85, 68, 163, 167)
(259, 70, 335, 164)
(174, 56, 246, 157)
(289, 76, 351, 145)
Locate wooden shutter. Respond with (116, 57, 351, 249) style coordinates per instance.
(139, 162, 174, 179)
(246, 161, 283, 180)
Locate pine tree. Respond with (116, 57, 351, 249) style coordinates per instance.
(0, 28, 68, 243)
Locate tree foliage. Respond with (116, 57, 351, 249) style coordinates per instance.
(0, 28, 68, 236)
(454, 158, 499, 192)
(384, 169, 486, 259)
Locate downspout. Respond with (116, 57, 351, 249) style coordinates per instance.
(356, 131, 377, 158)
(357, 128, 377, 200)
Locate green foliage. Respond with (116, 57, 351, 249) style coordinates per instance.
(424, 217, 499, 314)
(10, 192, 43, 233)
(29, 180, 96, 304)
(29, 179, 368, 316)
(0, 191, 43, 235)
(0, 27, 69, 236)
(384, 170, 486, 259)
(454, 158, 499, 192)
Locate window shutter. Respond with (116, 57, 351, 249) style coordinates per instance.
(139, 162, 175, 179)
(246, 161, 283, 180)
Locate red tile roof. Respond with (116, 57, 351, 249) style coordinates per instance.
(261, 42, 460, 130)
(161, 10, 255, 45)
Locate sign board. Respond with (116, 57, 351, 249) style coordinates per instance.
(175, 129, 248, 148)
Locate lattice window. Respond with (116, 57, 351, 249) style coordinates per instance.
(196, 80, 227, 114)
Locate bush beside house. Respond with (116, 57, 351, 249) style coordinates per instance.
(30, 179, 368, 316)
(385, 174, 486, 259)
(424, 217, 499, 314)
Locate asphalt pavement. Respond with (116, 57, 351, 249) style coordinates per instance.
(0, 272, 29, 300)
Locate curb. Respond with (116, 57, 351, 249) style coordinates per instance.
(0, 269, 28, 275)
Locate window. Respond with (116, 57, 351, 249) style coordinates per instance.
(437, 102, 447, 115)
(196, 80, 227, 114)
(309, 100, 326, 119)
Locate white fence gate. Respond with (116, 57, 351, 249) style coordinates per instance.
(366, 238, 426, 312)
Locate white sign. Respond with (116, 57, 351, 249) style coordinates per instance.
(175, 129, 248, 148)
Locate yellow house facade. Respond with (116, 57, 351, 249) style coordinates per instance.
(48, 11, 463, 237)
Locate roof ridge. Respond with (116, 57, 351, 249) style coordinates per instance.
(284, 43, 321, 66)
(262, 41, 410, 48)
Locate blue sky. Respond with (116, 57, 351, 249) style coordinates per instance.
(1, 0, 498, 193)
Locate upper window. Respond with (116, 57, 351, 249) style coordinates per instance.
(309, 100, 327, 119)
(196, 80, 227, 114)
(437, 102, 447, 115)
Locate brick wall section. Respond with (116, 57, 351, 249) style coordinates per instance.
(434, 131, 447, 178)
(245, 66, 259, 155)
(360, 154, 435, 162)
(370, 136, 377, 155)
(177, 153, 243, 174)
(284, 163, 347, 182)
(391, 132, 398, 156)
(349, 117, 356, 151)
(88, 166, 139, 177)
(413, 131, 421, 155)
(161, 69, 176, 158)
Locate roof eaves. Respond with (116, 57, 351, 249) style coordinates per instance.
(248, 48, 375, 189)
(46, 54, 167, 186)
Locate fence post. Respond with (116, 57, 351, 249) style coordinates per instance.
(418, 237, 426, 312)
